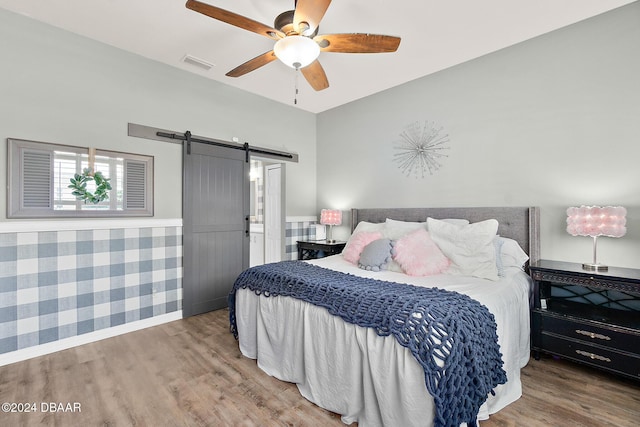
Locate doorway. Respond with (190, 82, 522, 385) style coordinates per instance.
(249, 159, 285, 266)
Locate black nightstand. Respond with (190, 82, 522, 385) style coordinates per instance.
(297, 240, 346, 260)
(530, 259, 640, 380)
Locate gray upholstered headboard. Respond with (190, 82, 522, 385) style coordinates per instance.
(351, 207, 540, 265)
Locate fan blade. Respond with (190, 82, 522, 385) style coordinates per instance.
(226, 51, 278, 77)
(186, 0, 284, 40)
(314, 33, 401, 53)
(301, 60, 329, 91)
(293, 0, 331, 35)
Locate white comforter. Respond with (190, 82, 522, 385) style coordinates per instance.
(235, 255, 532, 426)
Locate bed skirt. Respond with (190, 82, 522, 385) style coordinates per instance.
(235, 289, 526, 427)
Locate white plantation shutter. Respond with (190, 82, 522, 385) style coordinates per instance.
(21, 149, 53, 209)
(124, 159, 147, 210)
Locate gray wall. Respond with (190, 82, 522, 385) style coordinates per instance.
(0, 7, 317, 219)
(2, 4, 639, 269)
(317, 3, 640, 268)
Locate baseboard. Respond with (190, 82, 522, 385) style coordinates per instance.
(0, 311, 183, 367)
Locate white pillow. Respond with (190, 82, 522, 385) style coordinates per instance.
(351, 221, 385, 235)
(426, 218, 470, 228)
(498, 236, 529, 272)
(384, 218, 426, 239)
(427, 217, 499, 281)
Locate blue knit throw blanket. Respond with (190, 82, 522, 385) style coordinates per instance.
(229, 261, 507, 427)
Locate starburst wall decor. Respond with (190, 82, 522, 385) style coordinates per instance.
(393, 120, 450, 178)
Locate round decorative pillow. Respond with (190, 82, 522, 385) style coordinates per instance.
(358, 238, 394, 272)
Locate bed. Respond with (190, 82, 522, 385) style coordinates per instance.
(230, 207, 540, 427)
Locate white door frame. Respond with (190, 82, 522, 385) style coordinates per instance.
(264, 163, 285, 263)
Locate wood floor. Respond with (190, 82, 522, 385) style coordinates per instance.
(1, 309, 638, 427)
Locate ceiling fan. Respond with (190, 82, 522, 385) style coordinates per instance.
(185, 0, 401, 91)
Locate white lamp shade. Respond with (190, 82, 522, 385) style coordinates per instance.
(274, 35, 320, 69)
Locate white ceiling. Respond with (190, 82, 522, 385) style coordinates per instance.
(0, 0, 635, 113)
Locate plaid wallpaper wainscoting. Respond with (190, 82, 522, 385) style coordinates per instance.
(285, 217, 318, 260)
(0, 221, 182, 357)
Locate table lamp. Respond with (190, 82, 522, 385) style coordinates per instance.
(320, 209, 342, 243)
(566, 206, 626, 272)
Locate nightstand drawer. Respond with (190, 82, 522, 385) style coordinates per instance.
(541, 333, 640, 379)
(531, 269, 640, 294)
(538, 313, 640, 354)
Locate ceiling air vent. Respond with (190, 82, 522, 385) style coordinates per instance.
(182, 54, 215, 71)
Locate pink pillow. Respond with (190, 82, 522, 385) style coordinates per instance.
(392, 228, 450, 276)
(343, 231, 383, 264)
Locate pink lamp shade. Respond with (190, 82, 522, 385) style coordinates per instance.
(566, 206, 626, 238)
(320, 209, 342, 226)
(320, 209, 342, 243)
(566, 206, 626, 271)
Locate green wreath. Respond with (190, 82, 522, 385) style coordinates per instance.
(68, 168, 112, 204)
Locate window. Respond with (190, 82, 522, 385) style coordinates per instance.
(8, 138, 153, 218)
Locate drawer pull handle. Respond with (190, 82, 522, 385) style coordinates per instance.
(576, 350, 611, 363)
(575, 329, 611, 341)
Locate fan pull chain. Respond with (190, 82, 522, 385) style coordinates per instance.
(294, 68, 300, 105)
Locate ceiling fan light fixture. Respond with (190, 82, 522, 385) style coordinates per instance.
(274, 35, 320, 70)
